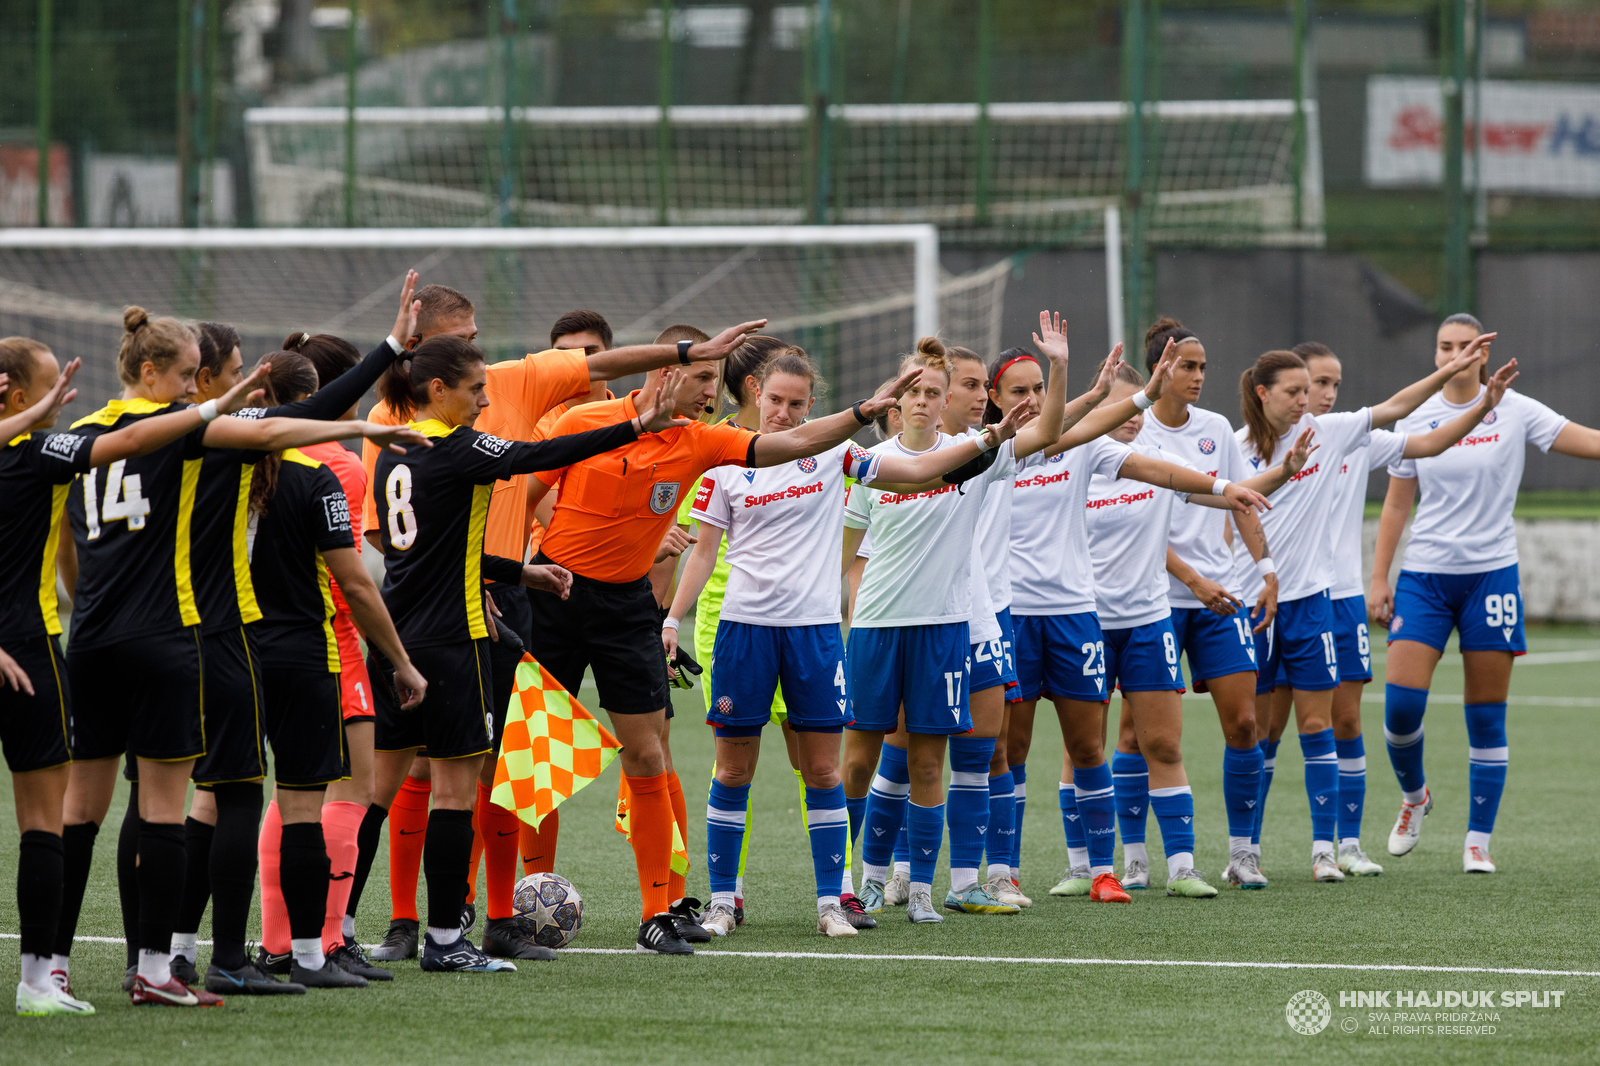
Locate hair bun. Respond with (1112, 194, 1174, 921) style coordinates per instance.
(914, 335, 946, 358)
(123, 306, 150, 334)
(1144, 316, 1183, 346)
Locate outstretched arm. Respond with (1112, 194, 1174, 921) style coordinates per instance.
(91, 362, 271, 466)
(1370, 331, 1496, 428)
(1117, 451, 1272, 514)
(750, 367, 922, 467)
(1188, 428, 1317, 504)
(1052, 338, 1181, 453)
(585, 319, 769, 380)
(1009, 311, 1071, 460)
(1401, 359, 1517, 458)
(202, 416, 431, 455)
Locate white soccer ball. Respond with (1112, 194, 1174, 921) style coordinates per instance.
(511, 872, 584, 949)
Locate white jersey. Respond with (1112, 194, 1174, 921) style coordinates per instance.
(1008, 435, 1132, 616)
(1390, 387, 1567, 575)
(1135, 406, 1250, 607)
(844, 433, 1017, 629)
(974, 447, 1016, 611)
(1328, 428, 1407, 599)
(692, 439, 876, 627)
(1084, 442, 1191, 628)
(960, 427, 1003, 642)
(1234, 409, 1372, 603)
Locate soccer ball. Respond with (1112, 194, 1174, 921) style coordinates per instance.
(511, 872, 583, 949)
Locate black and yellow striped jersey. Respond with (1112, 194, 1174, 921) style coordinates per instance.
(0, 428, 96, 643)
(65, 399, 210, 649)
(373, 415, 641, 648)
(191, 338, 400, 635)
(247, 449, 355, 672)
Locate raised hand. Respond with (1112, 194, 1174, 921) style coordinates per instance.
(1032, 310, 1069, 365)
(635, 369, 694, 432)
(1441, 331, 1497, 378)
(361, 423, 434, 455)
(1483, 357, 1518, 408)
(33, 357, 81, 424)
(987, 394, 1036, 444)
(217, 360, 273, 414)
(391, 269, 421, 347)
(691, 319, 771, 362)
(1092, 342, 1126, 398)
(1223, 482, 1272, 514)
(1144, 338, 1179, 402)
(1282, 427, 1319, 478)
(856, 365, 925, 422)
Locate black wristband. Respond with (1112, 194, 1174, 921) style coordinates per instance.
(677, 339, 692, 365)
(851, 399, 870, 425)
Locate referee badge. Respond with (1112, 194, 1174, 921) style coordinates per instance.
(649, 481, 681, 514)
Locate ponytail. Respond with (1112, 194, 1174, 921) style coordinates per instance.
(1239, 350, 1306, 461)
(247, 352, 320, 517)
(378, 335, 484, 421)
(1143, 316, 1196, 374)
(900, 335, 952, 383)
(724, 335, 787, 409)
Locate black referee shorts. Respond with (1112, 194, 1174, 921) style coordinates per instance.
(371, 639, 494, 760)
(67, 628, 205, 764)
(485, 579, 533, 752)
(192, 626, 267, 786)
(0, 635, 71, 774)
(262, 661, 348, 789)
(526, 555, 669, 717)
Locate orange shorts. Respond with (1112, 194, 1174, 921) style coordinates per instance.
(334, 611, 374, 722)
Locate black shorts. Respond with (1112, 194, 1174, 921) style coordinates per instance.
(527, 555, 669, 717)
(68, 628, 205, 764)
(192, 626, 267, 786)
(485, 580, 533, 752)
(262, 662, 348, 789)
(371, 639, 493, 760)
(0, 635, 72, 774)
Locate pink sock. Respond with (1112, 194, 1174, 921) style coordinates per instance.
(258, 800, 290, 955)
(320, 801, 365, 952)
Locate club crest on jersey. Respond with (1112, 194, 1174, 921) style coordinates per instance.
(797, 456, 817, 473)
(1482, 410, 1498, 425)
(472, 433, 513, 457)
(1197, 438, 1216, 454)
(649, 481, 680, 514)
(715, 696, 732, 714)
(1049, 452, 1065, 463)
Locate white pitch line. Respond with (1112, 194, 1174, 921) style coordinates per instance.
(1181, 692, 1600, 708)
(14, 935, 1595, 978)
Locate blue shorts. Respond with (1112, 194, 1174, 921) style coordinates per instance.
(708, 622, 851, 732)
(970, 609, 1020, 696)
(1102, 617, 1186, 693)
(1390, 565, 1527, 654)
(1331, 595, 1374, 683)
(846, 622, 972, 735)
(1270, 590, 1340, 692)
(1170, 607, 1259, 684)
(1012, 611, 1107, 703)
(1254, 616, 1281, 694)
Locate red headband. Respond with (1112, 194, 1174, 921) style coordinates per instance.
(990, 353, 1039, 389)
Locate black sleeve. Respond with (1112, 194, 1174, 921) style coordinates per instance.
(308, 466, 356, 553)
(503, 418, 640, 477)
(941, 444, 1000, 485)
(31, 431, 96, 482)
(481, 554, 524, 585)
(265, 340, 399, 421)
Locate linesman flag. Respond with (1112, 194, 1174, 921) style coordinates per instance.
(492, 655, 621, 828)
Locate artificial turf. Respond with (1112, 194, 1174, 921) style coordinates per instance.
(3, 626, 1597, 1065)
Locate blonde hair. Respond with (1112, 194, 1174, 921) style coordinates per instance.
(117, 306, 198, 387)
(0, 336, 51, 394)
(899, 335, 953, 382)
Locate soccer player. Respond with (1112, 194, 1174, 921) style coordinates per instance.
(664, 347, 1025, 937)
(1370, 314, 1600, 872)
(1232, 334, 1500, 882)
(1284, 340, 1515, 877)
(524, 351, 921, 954)
(369, 335, 683, 972)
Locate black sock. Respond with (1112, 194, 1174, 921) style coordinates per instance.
(18, 831, 64, 960)
(136, 821, 185, 958)
(207, 782, 262, 971)
(54, 821, 99, 959)
(422, 808, 475, 936)
(174, 815, 214, 947)
(346, 803, 387, 920)
(280, 821, 330, 945)
(117, 785, 142, 968)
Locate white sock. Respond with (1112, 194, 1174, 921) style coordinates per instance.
(950, 867, 978, 892)
(137, 948, 172, 986)
(1067, 847, 1089, 871)
(342, 915, 355, 940)
(1249, 842, 1261, 857)
(987, 863, 1011, 882)
(1089, 864, 1112, 877)
(50, 954, 69, 977)
(1402, 786, 1427, 805)
(862, 863, 889, 885)
(291, 937, 325, 971)
(1227, 835, 1251, 855)
(1166, 851, 1194, 881)
(892, 861, 910, 877)
(170, 932, 198, 959)
(909, 880, 931, 898)
(1123, 842, 1147, 866)
(840, 869, 855, 896)
(710, 890, 736, 909)
(1312, 839, 1335, 857)
(817, 895, 840, 914)
(1339, 836, 1360, 851)
(735, 875, 745, 898)
(20, 953, 51, 991)
(426, 925, 458, 947)
(1465, 830, 1492, 851)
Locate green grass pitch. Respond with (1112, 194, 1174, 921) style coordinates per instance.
(3, 626, 1598, 1064)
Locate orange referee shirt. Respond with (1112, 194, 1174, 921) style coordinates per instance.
(361, 348, 590, 562)
(535, 391, 759, 584)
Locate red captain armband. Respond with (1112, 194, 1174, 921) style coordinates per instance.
(692, 476, 715, 511)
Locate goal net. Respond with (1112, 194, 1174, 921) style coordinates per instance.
(0, 226, 1010, 414)
(245, 101, 1323, 246)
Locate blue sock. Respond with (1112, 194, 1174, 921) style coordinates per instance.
(1149, 785, 1196, 872)
(1073, 762, 1116, 873)
(946, 737, 994, 886)
(706, 780, 749, 896)
(1111, 750, 1149, 846)
(1335, 734, 1367, 844)
(1384, 683, 1430, 799)
(1059, 782, 1087, 852)
(907, 801, 945, 887)
(1464, 702, 1508, 835)
(1300, 728, 1338, 846)
(1251, 738, 1280, 847)
(805, 785, 848, 900)
(1010, 763, 1027, 872)
(861, 746, 910, 872)
(846, 793, 866, 847)
(987, 770, 1016, 874)
(1222, 743, 1264, 842)
(893, 821, 910, 866)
